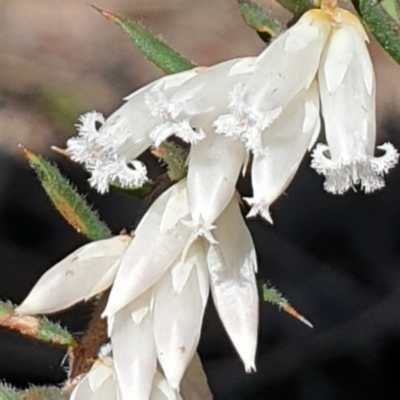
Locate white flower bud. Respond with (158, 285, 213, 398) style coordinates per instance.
(16, 235, 131, 315)
(245, 81, 320, 223)
(104, 180, 192, 317)
(207, 195, 258, 372)
(110, 291, 157, 400)
(153, 240, 209, 389)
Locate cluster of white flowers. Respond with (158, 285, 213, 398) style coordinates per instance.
(16, 3, 399, 400)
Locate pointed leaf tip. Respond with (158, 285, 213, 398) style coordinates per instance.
(21, 146, 111, 241)
(262, 284, 313, 328)
(94, 7, 195, 73)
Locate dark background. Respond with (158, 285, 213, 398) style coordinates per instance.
(2, 1, 400, 399)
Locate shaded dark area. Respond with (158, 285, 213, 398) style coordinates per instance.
(1, 116, 400, 399)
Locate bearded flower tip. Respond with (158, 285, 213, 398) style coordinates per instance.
(244, 198, 273, 224)
(373, 142, 399, 174)
(244, 363, 257, 373)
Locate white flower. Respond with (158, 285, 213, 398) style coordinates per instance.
(311, 8, 398, 194)
(67, 69, 200, 193)
(70, 352, 120, 400)
(146, 58, 255, 241)
(147, 58, 256, 147)
(70, 347, 212, 400)
(103, 180, 193, 317)
(109, 241, 209, 398)
(245, 81, 320, 223)
(104, 180, 258, 381)
(214, 9, 331, 153)
(16, 235, 132, 315)
(207, 194, 258, 372)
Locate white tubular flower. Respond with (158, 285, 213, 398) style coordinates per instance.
(104, 180, 192, 317)
(207, 195, 258, 372)
(110, 291, 157, 400)
(153, 240, 209, 389)
(15, 235, 131, 315)
(245, 81, 320, 223)
(70, 355, 120, 400)
(311, 9, 398, 194)
(214, 9, 331, 153)
(147, 58, 256, 147)
(67, 69, 200, 193)
(186, 123, 246, 243)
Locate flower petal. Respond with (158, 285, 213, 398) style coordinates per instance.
(153, 241, 209, 389)
(187, 124, 246, 234)
(16, 236, 131, 315)
(207, 195, 258, 372)
(110, 291, 157, 400)
(104, 181, 191, 317)
(245, 82, 320, 222)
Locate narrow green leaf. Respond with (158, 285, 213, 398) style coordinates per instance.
(23, 386, 67, 400)
(93, 6, 195, 74)
(353, 0, 400, 65)
(22, 147, 111, 241)
(261, 283, 313, 328)
(237, 0, 282, 41)
(0, 301, 75, 346)
(276, 0, 315, 15)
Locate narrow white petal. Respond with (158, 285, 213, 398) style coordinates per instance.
(104, 181, 191, 317)
(243, 9, 331, 116)
(153, 241, 209, 389)
(180, 354, 213, 400)
(207, 196, 258, 371)
(111, 291, 157, 400)
(16, 236, 131, 315)
(247, 83, 320, 222)
(187, 124, 246, 230)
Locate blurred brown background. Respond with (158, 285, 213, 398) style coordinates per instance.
(1, 0, 400, 155)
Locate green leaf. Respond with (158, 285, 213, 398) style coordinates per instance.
(261, 283, 313, 328)
(22, 147, 111, 241)
(0, 384, 20, 400)
(237, 0, 282, 41)
(352, 0, 400, 65)
(23, 386, 68, 400)
(156, 140, 189, 182)
(380, 0, 400, 21)
(0, 301, 75, 347)
(93, 6, 195, 74)
(275, 0, 315, 15)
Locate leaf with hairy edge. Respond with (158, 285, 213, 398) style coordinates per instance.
(93, 6, 195, 74)
(22, 147, 111, 240)
(261, 283, 313, 328)
(0, 301, 75, 346)
(237, 0, 282, 41)
(352, 0, 400, 65)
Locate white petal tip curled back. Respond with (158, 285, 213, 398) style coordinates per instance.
(244, 197, 273, 224)
(67, 111, 149, 194)
(311, 142, 399, 194)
